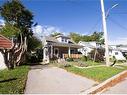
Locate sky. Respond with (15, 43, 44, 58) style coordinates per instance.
(0, 0, 127, 45)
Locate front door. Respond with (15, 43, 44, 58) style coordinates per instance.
(54, 48, 59, 58)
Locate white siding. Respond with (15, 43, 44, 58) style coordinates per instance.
(0, 52, 7, 70)
(57, 37, 62, 42)
(57, 37, 69, 43)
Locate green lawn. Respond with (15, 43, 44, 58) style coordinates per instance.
(67, 60, 103, 67)
(84, 60, 103, 66)
(115, 65, 127, 69)
(64, 66, 125, 82)
(0, 66, 29, 94)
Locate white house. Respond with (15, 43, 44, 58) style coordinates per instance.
(78, 41, 101, 56)
(42, 34, 83, 63)
(78, 41, 127, 61)
(109, 45, 126, 61)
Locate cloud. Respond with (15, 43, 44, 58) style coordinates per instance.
(32, 25, 43, 34)
(32, 25, 67, 38)
(44, 26, 61, 35)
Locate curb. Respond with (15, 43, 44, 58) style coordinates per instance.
(82, 70, 127, 94)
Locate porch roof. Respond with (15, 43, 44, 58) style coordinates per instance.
(51, 42, 83, 48)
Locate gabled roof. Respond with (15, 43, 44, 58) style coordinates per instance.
(44, 36, 58, 42)
(55, 35, 70, 39)
(51, 42, 83, 48)
(44, 36, 83, 48)
(0, 35, 12, 49)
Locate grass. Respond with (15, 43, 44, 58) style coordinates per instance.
(0, 65, 29, 94)
(67, 60, 103, 67)
(115, 64, 127, 69)
(64, 65, 125, 82)
(84, 60, 103, 66)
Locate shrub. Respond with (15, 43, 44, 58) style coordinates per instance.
(26, 52, 39, 63)
(80, 56, 88, 61)
(66, 58, 74, 62)
(88, 48, 105, 62)
(59, 63, 72, 68)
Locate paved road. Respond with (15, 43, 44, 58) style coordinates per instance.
(25, 67, 96, 94)
(103, 77, 127, 94)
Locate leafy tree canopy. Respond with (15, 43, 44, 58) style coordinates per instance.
(50, 32, 63, 37)
(69, 32, 104, 44)
(27, 36, 42, 52)
(0, 0, 33, 37)
(0, 23, 20, 38)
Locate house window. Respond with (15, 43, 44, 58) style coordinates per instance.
(71, 49, 75, 54)
(62, 38, 64, 42)
(65, 39, 67, 42)
(115, 52, 118, 55)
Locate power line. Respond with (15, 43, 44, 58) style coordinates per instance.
(110, 12, 127, 15)
(108, 17, 127, 31)
(87, 17, 102, 35)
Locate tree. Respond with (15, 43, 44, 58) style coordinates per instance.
(27, 36, 42, 52)
(50, 32, 62, 37)
(91, 32, 104, 44)
(0, 23, 20, 38)
(0, 23, 21, 69)
(88, 48, 105, 62)
(69, 32, 104, 44)
(0, 0, 34, 68)
(69, 32, 82, 43)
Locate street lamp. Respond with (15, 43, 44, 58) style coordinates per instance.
(100, 0, 118, 66)
(106, 4, 119, 19)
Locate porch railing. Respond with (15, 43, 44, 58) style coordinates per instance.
(63, 54, 82, 59)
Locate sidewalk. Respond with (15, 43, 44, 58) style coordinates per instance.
(25, 67, 96, 94)
(103, 77, 127, 94)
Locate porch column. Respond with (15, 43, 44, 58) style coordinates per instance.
(51, 45, 53, 58)
(43, 47, 49, 64)
(43, 47, 46, 61)
(68, 47, 71, 57)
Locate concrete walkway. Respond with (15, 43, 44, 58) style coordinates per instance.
(103, 77, 127, 94)
(25, 67, 96, 94)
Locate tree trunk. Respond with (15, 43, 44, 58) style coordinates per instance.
(1, 33, 28, 69)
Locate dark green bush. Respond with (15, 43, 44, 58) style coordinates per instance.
(80, 56, 88, 61)
(66, 58, 74, 62)
(26, 52, 39, 63)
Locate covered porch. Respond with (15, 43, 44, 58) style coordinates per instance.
(43, 42, 83, 63)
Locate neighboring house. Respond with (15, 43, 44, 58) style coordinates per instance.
(78, 41, 101, 56)
(78, 41, 127, 61)
(109, 45, 127, 61)
(0, 34, 13, 70)
(42, 35, 83, 63)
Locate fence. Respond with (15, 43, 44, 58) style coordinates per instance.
(63, 54, 82, 59)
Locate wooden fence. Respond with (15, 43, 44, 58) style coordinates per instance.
(63, 54, 82, 59)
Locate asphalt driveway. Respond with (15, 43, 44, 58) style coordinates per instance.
(25, 67, 96, 94)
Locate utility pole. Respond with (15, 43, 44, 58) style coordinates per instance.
(100, 0, 110, 66)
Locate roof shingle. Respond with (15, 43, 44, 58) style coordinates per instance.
(0, 35, 12, 49)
